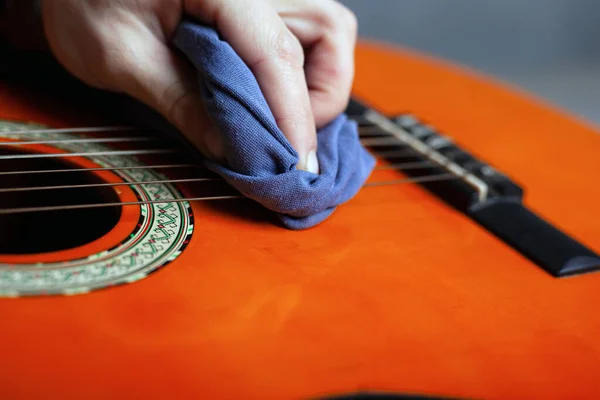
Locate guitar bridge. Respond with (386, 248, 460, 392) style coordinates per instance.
(348, 98, 600, 278)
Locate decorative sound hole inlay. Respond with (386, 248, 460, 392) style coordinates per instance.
(0, 121, 194, 297)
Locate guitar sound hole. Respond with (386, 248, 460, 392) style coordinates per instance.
(0, 148, 122, 255)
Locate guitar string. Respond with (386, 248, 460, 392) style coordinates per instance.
(0, 126, 145, 135)
(0, 177, 220, 194)
(0, 125, 415, 168)
(0, 136, 165, 146)
(0, 118, 385, 134)
(0, 164, 198, 176)
(0, 124, 378, 137)
(0, 174, 458, 215)
(0, 138, 399, 152)
(0, 148, 180, 160)
(0, 122, 422, 165)
(0, 116, 374, 137)
(0, 159, 438, 193)
(0, 158, 428, 176)
(0, 121, 371, 135)
(0, 120, 452, 213)
(0, 131, 400, 154)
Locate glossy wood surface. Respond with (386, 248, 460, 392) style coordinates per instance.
(1, 40, 599, 400)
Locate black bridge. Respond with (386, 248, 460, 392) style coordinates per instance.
(347, 98, 600, 278)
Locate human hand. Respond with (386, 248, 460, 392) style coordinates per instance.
(40, 0, 358, 174)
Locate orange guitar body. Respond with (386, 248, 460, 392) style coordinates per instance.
(1, 40, 599, 400)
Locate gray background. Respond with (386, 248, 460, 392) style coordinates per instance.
(340, 0, 600, 127)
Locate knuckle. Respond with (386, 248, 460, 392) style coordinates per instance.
(317, 3, 358, 37)
(276, 107, 308, 128)
(271, 29, 305, 69)
(315, 8, 337, 31)
(90, 46, 128, 90)
(337, 4, 358, 35)
(275, 105, 312, 134)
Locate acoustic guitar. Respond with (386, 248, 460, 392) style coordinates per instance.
(0, 35, 599, 400)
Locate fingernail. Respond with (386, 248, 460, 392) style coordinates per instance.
(305, 149, 319, 174)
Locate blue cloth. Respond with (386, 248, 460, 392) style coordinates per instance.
(172, 21, 376, 229)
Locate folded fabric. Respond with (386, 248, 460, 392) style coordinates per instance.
(172, 21, 376, 229)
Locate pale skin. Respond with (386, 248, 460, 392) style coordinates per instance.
(40, 0, 359, 174)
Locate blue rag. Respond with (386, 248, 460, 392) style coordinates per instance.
(172, 21, 376, 229)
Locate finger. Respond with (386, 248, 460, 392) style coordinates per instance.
(105, 32, 225, 162)
(40, 1, 224, 162)
(274, 0, 358, 128)
(184, 0, 319, 174)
